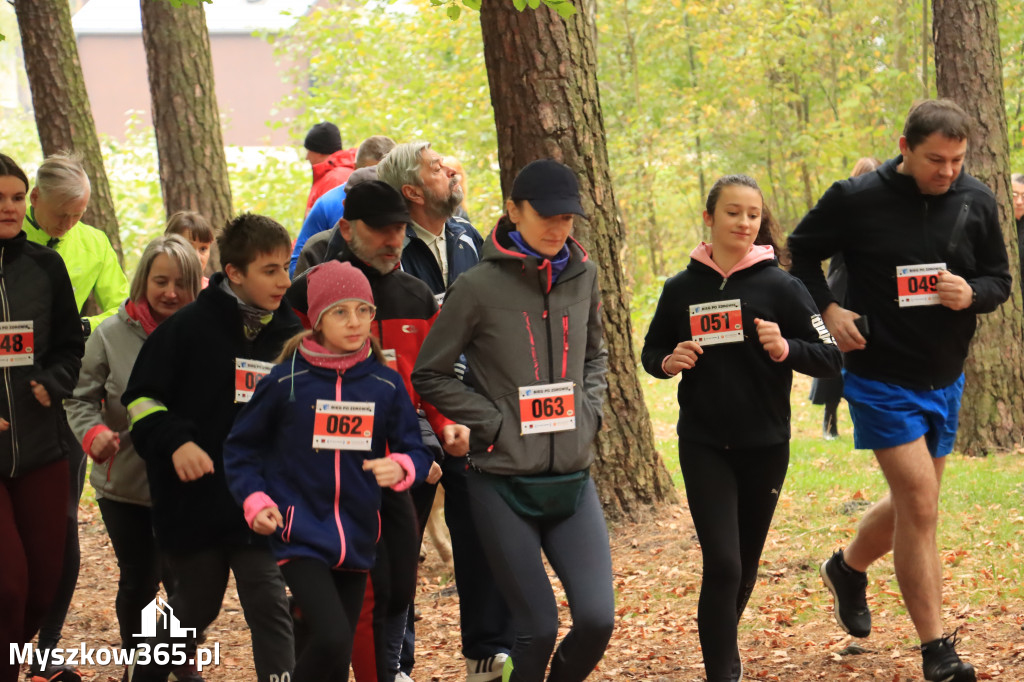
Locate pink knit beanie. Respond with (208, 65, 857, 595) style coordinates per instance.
(306, 261, 374, 329)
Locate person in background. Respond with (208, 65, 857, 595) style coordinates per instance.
(165, 210, 215, 288)
(65, 235, 202, 673)
(293, 167, 379, 278)
(304, 122, 357, 216)
(378, 143, 507, 682)
(0, 153, 84, 682)
(21, 152, 129, 682)
(442, 155, 470, 221)
(291, 135, 395, 277)
(809, 157, 881, 440)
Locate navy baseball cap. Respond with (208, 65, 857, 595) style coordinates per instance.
(510, 159, 586, 217)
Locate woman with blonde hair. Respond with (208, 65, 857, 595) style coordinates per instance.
(65, 235, 201, 661)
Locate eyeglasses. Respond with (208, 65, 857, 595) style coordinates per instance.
(324, 304, 376, 322)
(1013, 192, 1024, 200)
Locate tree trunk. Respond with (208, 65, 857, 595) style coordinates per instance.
(479, 0, 677, 519)
(14, 0, 124, 264)
(933, 0, 1024, 455)
(140, 0, 232, 271)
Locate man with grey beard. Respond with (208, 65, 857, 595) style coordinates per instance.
(378, 143, 510, 682)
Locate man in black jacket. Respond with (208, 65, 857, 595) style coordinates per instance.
(788, 99, 1011, 682)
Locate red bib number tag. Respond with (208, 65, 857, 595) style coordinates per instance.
(381, 349, 398, 372)
(313, 400, 375, 451)
(0, 322, 34, 367)
(689, 299, 743, 346)
(235, 359, 275, 403)
(519, 382, 576, 435)
(897, 263, 944, 307)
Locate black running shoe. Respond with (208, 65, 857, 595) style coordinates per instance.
(820, 548, 871, 637)
(922, 632, 976, 682)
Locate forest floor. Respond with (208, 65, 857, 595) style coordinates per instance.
(28, 376, 1024, 681)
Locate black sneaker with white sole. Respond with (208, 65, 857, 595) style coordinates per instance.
(819, 548, 871, 638)
(921, 632, 976, 682)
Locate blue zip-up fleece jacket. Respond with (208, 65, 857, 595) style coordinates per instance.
(224, 351, 433, 570)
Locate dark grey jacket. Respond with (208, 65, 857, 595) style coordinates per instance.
(413, 223, 607, 476)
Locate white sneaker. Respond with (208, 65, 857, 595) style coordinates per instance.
(395, 673, 415, 682)
(466, 653, 509, 682)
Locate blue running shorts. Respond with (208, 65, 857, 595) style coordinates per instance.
(842, 370, 965, 458)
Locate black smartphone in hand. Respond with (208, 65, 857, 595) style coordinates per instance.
(853, 315, 870, 339)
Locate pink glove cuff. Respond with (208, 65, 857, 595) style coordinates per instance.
(243, 492, 278, 529)
(661, 355, 680, 377)
(387, 453, 416, 492)
(83, 424, 116, 462)
(770, 338, 790, 362)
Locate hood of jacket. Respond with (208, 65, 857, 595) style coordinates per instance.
(312, 148, 357, 184)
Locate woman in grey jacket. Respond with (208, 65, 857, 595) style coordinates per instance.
(65, 235, 201, 653)
(413, 160, 613, 682)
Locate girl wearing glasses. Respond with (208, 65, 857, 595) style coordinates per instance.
(224, 259, 432, 682)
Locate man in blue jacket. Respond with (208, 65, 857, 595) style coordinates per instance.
(378, 142, 510, 682)
(788, 99, 1011, 682)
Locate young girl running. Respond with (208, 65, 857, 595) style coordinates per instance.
(65, 235, 202, 656)
(641, 174, 841, 682)
(224, 259, 432, 682)
(413, 159, 614, 682)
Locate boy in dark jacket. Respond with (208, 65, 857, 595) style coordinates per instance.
(123, 214, 300, 682)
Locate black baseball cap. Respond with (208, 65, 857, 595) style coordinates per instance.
(343, 180, 412, 228)
(510, 159, 586, 217)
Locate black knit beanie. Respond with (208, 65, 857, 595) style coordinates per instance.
(304, 122, 342, 155)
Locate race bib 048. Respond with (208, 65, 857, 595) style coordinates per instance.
(0, 321, 34, 367)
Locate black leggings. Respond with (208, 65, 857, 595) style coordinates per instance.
(96, 498, 166, 651)
(467, 472, 614, 682)
(679, 440, 789, 682)
(282, 559, 367, 682)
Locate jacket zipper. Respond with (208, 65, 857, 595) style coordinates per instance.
(561, 314, 569, 379)
(543, 292, 555, 472)
(333, 371, 347, 568)
(0, 246, 19, 476)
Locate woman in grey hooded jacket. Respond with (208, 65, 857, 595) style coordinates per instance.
(413, 160, 613, 682)
(65, 235, 201, 653)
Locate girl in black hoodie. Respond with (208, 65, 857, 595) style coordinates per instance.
(642, 175, 841, 682)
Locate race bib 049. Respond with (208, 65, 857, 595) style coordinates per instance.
(519, 382, 576, 435)
(689, 299, 743, 346)
(0, 321, 34, 367)
(897, 263, 945, 307)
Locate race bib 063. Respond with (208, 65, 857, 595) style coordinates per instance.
(518, 382, 576, 435)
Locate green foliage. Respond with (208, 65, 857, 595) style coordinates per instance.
(272, 0, 502, 228)
(159, 0, 212, 6)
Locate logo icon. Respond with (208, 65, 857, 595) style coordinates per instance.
(134, 598, 196, 639)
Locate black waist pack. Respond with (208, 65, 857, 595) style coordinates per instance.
(488, 469, 590, 521)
